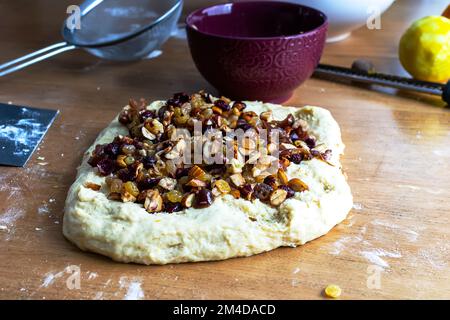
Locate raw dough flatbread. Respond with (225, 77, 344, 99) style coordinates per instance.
(63, 100, 353, 265)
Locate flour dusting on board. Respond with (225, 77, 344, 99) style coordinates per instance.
(360, 249, 402, 268)
(119, 277, 145, 300)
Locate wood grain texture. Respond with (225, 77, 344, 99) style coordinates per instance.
(0, 0, 449, 300)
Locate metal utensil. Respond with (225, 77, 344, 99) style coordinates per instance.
(0, 0, 183, 77)
(314, 63, 450, 105)
(0, 104, 58, 167)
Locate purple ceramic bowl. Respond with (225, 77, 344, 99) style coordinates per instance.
(186, 1, 328, 103)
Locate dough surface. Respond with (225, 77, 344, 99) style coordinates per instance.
(63, 100, 353, 265)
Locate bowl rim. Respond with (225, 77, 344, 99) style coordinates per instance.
(185, 0, 328, 41)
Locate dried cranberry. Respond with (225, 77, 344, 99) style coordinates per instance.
(263, 175, 277, 187)
(194, 189, 214, 208)
(232, 101, 246, 110)
(139, 110, 155, 122)
(239, 184, 253, 200)
(116, 168, 134, 182)
(175, 167, 190, 179)
(253, 183, 273, 201)
(97, 158, 114, 176)
(87, 155, 101, 167)
(137, 177, 160, 190)
(214, 99, 230, 112)
(279, 185, 295, 198)
(142, 156, 157, 169)
(104, 143, 120, 157)
(290, 153, 303, 164)
(165, 202, 183, 213)
(290, 131, 300, 142)
(304, 136, 316, 148)
(236, 119, 252, 131)
(173, 92, 190, 104)
(118, 111, 130, 125)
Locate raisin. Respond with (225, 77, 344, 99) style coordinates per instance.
(290, 153, 303, 164)
(253, 183, 273, 201)
(278, 185, 295, 198)
(165, 202, 183, 213)
(97, 158, 114, 176)
(194, 189, 214, 208)
(214, 99, 230, 112)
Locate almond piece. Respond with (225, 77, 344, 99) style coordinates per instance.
(143, 190, 163, 213)
(270, 189, 287, 206)
(230, 173, 245, 187)
(158, 177, 177, 190)
(288, 178, 309, 192)
(84, 182, 101, 191)
(181, 193, 195, 208)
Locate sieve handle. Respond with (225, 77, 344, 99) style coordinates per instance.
(0, 42, 76, 77)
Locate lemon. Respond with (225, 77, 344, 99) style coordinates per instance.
(399, 16, 450, 83)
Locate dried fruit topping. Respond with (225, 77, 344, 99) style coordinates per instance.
(194, 189, 214, 208)
(84, 182, 101, 191)
(278, 185, 295, 198)
(213, 179, 231, 194)
(143, 189, 163, 213)
(269, 189, 287, 206)
(88, 91, 327, 213)
(165, 202, 183, 213)
(239, 184, 253, 201)
(288, 178, 309, 192)
(253, 183, 274, 202)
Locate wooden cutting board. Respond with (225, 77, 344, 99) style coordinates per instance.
(0, 0, 449, 299)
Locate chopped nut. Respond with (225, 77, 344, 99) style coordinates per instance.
(279, 157, 290, 169)
(141, 126, 156, 140)
(109, 178, 123, 193)
(186, 178, 207, 188)
(211, 106, 223, 115)
(288, 178, 309, 192)
(188, 165, 206, 179)
(158, 177, 177, 190)
(84, 182, 101, 191)
(260, 110, 273, 122)
(181, 193, 195, 208)
(277, 169, 289, 185)
(230, 189, 240, 199)
(270, 189, 287, 206)
(229, 158, 244, 174)
(108, 192, 122, 201)
(116, 155, 127, 168)
(324, 284, 341, 299)
(145, 119, 164, 135)
(144, 190, 163, 213)
(230, 173, 245, 187)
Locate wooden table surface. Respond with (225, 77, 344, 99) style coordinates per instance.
(0, 0, 449, 300)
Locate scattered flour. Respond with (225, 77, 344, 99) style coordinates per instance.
(360, 248, 402, 268)
(119, 277, 145, 300)
(352, 203, 363, 210)
(40, 270, 65, 288)
(88, 272, 98, 280)
(292, 267, 300, 274)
